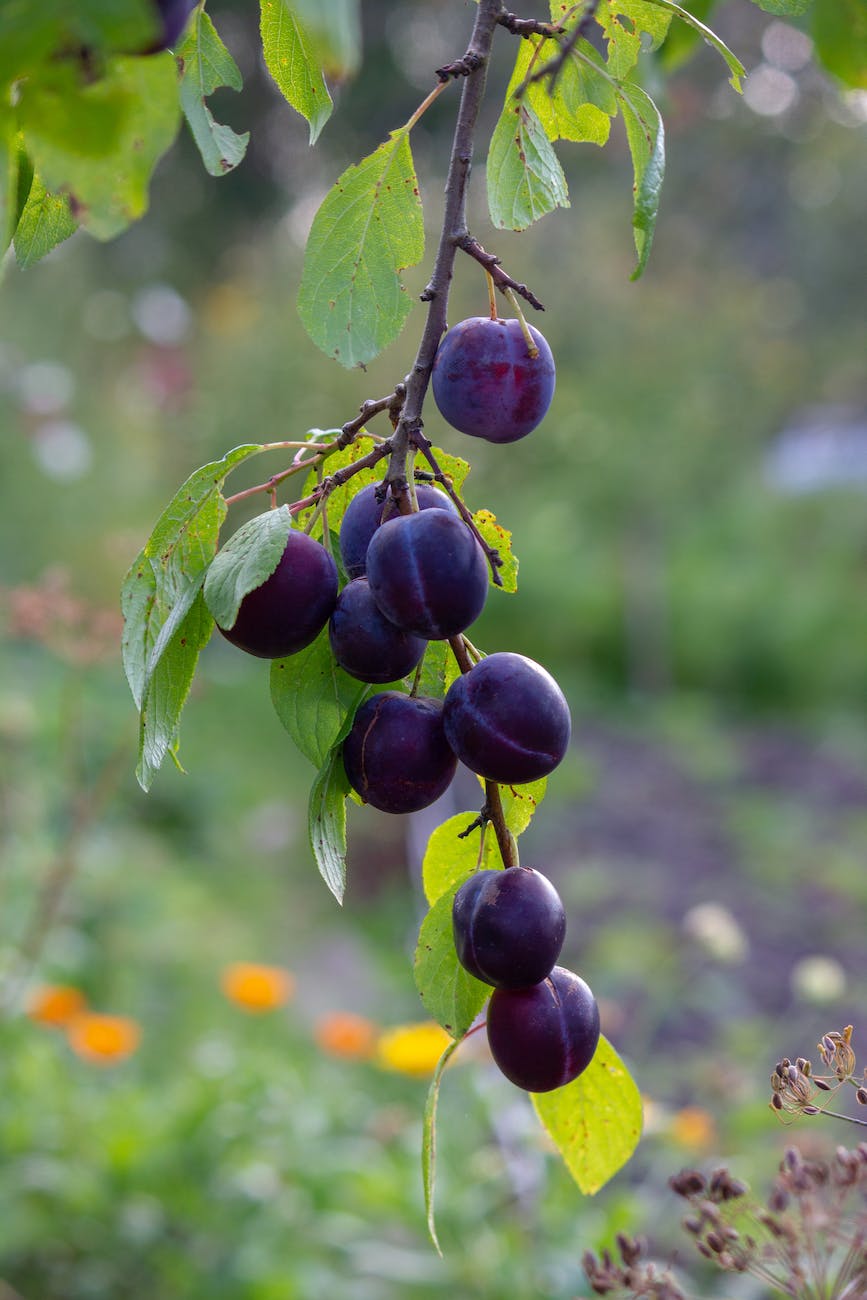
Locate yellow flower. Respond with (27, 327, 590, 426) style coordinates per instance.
(220, 962, 295, 1013)
(375, 1021, 452, 1078)
(670, 1106, 717, 1151)
(67, 1014, 141, 1065)
(26, 983, 87, 1028)
(315, 1011, 378, 1060)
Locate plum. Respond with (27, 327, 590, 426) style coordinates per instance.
(443, 652, 571, 784)
(339, 482, 458, 581)
(328, 578, 426, 684)
(366, 509, 488, 640)
(432, 317, 555, 443)
(486, 966, 600, 1093)
(216, 530, 337, 659)
(144, 0, 198, 51)
(342, 692, 457, 814)
(452, 867, 566, 988)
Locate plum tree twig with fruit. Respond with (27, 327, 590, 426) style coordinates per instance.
(6, 0, 865, 1256)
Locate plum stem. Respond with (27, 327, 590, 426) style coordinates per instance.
(485, 269, 498, 320)
(457, 233, 546, 312)
(504, 287, 539, 358)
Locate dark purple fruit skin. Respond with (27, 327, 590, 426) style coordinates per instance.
(432, 317, 555, 443)
(366, 509, 489, 640)
(144, 0, 197, 51)
(452, 867, 566, 989)
(342, 692, 457, 814)
(487, 966, 600, 1093)
(328, 578, 426, 684)
(339, 483, 459, 581)
(218, 531, 338, 659)
(443, 652, 571, 784)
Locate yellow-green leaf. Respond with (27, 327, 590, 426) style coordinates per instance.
(487, 100, 570, 231)
(472, 508, 518, 592)
(422, 811, 500, 906)
(260, 0, 333, 144)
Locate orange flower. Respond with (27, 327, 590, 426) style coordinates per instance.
(220, 962, 295, 1013)
(26, 983, 87, 1027)
(670, 1106, 717, 1151)
(314, 1012, 378, 1060)
(67, 1014, 141, 1065)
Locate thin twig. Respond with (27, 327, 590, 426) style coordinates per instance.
(457, 234, 546, 311)
(522, 0, 601, 96)
(498, 11, 564, 38)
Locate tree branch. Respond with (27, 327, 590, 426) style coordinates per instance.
(498, 12, 564, 39)
(521, 0, 601, 96)
(457, 234, 546, 311)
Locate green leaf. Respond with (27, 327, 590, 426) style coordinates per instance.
(203, 506, 292, 631)
(16, 65, 130, 159)
(121, 444, 264, 789)
(0, 116, 20, 253)
(642, 0, 745, 89)
(597, 1, 672, 78)
(297, 131, 425, 367)
(270, 627, 371, 768)
(422, 812, 500, 906)
(415, 639, 461, 703)
(531, 1036, 642, 1193)
(619, 82, 665, 280)
(308, 743, 351, 903)
(137, 589, 213, 792)
(422, 1036, 461, 1255)
(178, 10, 249, 176)
(472, 508, 518, 593)
(752, 0, 812, 15)
(288, 0, 362, 78)
(0, 0, 158, 86)
(813, 0, 867, 88)
(21, 54, 181, 240)
(487, 100, 570, 232)
(414, 892, 491, 1038)
(13, 170, 77, 268)
(505, 32, 614, 147)
(260, 0, 333, 145)
(500, 777, 548, 837)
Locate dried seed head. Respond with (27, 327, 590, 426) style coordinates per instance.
(856, 1087, 867, 1105)
(669, 1170, 707, 1198)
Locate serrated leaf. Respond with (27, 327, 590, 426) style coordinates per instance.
(531, 1036, 642, 1193)
(298, 131, 425, 367)
(422, 1036, 461, 1255)
(500, 778, 548, 837)
(270, 627, 371, 768)
(422, 812, 500, 906)
(813, 0, 867, 88)
(178, 10, 249, 176)
(13, 169, 77, 267)
(203, 506, 292, 630)
(619, 82, 665, 280)
(121, 444, 264, 789)
(21, 55, 181, 240)
(505, 33, 614, 147)
(260, 0, 333, 145)
(752, 0, 812, 14)
(472, 508, 518, 592)
(308, 743, 351, 903)
(414, 892, 490, 1038)
(643, 0, 745, 89)
(137, 589, 213, 791)
(487, 100, 570, 232)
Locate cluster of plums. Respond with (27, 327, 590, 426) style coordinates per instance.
(453, 867, 600, 1093)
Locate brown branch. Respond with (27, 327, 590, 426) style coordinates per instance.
(435, 51, 485, 83)
(498, 12, 564, 38)
(338, 385, 406, 447)
(457, 234, 546, 311)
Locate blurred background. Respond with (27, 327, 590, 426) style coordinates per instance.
(1, 0, 866, 1295)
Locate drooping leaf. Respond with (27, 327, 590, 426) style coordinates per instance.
(751, 0, 812, 15)
(260, 0, 333, 144)
(288, 0, 362, 78)
(20, 54, 181, 240)
(813, 0, 867, 88)
(422, 1036, 461, 1254)
(137, 590, 213, 791)
(203, 505, 292, 631)
(177, 10, 250, 176)
(487, 100, 570, 231)
(642, 0, 745, 89)
(505, 31, 614, 147)
(472, 508, 518, 592)
(298, 131, 425, 366)
(657, 0, 717, 70)
(13, 169, 77, 267)
(414, 892, 491, 1038)
(308, 743, 351, 903)
(618, 82, 665, 280)
(121, 443, 264, 789)
(531, 1036, 642, 1193)
(596, 1, 672, 79)
(422, 812, 500, 906)
(270, 627, 371, 768)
